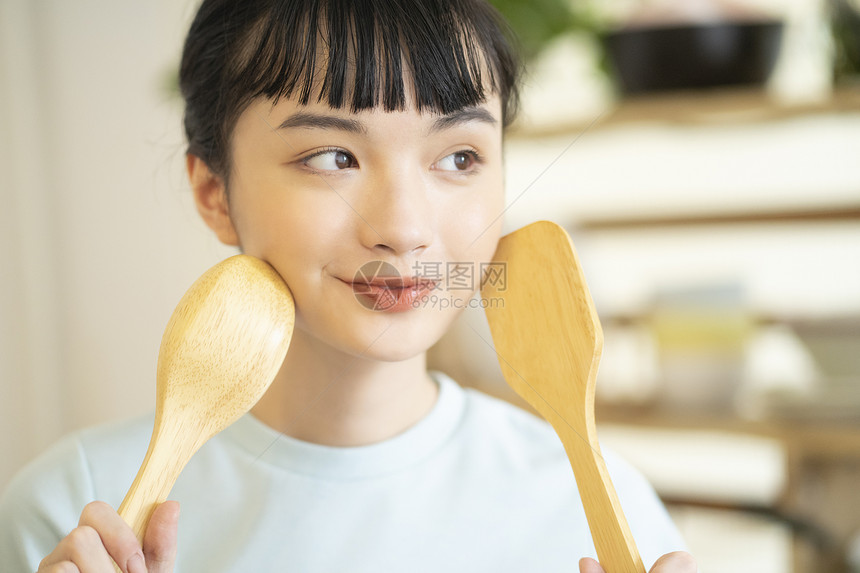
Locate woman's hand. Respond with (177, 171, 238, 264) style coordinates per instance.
(579, 551, 697, 573)
(37, 501, 179, 573)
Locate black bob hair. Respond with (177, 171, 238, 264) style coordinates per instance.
(179, 0, 522, 179)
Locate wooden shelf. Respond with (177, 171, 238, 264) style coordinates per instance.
(510, 85, 860, 139)
(596, 403, 860, 457)
(576, 202, 860, 230)
(595, 401, 860, 572)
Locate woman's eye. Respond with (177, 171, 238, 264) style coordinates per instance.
(435, 150, 479, 173)
(304, 149, 357, 171)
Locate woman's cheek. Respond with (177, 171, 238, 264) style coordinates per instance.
(470, 188, 505, 257)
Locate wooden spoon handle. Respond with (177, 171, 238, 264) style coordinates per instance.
(555, 422, 646, 573)
(117, 421, 204, 542)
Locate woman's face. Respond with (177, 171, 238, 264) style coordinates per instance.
(217, 94, 505, 362)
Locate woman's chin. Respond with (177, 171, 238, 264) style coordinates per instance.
(341, 321, 448, 362)
(323, 310, 455, 363)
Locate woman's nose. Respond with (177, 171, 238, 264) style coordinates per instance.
(357, 169, 433, 257)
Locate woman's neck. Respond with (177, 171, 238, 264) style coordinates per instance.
(250, 328, 438, 446)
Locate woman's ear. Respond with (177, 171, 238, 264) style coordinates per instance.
(187, 154, 240, 246)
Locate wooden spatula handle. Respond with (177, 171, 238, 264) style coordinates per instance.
(557, 423, 646, 573)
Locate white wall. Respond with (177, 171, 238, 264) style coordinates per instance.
(0, 0, 237, 490)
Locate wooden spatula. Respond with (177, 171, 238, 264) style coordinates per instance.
(482, 220, 646, 573)
(117, 254, 295, 542)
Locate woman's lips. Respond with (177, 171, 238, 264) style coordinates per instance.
(346, 277, 437, 312)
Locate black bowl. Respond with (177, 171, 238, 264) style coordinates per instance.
(603, 20, 784, 94)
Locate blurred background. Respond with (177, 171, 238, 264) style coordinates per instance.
(1, 0, 859, 571)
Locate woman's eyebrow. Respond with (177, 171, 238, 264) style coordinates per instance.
(277, 112, 367, 134)
(275, 106, 496, 134)
(429, 106, 497, 134)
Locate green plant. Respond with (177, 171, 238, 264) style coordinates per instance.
(489, 0, 602, 61)
(831, 0, 860, 80)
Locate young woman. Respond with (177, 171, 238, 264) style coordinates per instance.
(1, 1, 695, 571)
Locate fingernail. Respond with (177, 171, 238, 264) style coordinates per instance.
(127, 553, 146, 573)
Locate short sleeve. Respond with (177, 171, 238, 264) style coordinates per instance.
(0, 435, 96, 571)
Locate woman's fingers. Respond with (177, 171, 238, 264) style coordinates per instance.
(37, 500, 174, 573)
(650, 551, 697, 572)
(579, 552, 697, 573)
(578, 557, 605, 573)
(37, 522, 116, 572)
(39, 562, 81, 573)
(142, 501, 180, 573)
(77, 501, 146, 572)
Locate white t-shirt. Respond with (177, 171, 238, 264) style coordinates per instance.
(0, 372, 685, 571)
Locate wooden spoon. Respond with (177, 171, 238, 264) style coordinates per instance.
(117, 254, 294, 542)
(482, 221, 646, 573)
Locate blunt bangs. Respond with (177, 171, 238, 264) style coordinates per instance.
(179, 0, 521, 176)
(235, 0, 518, 116)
